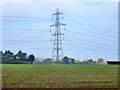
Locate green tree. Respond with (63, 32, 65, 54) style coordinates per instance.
(71, 59, 75, 64)
(0, 51, 3, 64)
(63, 56, 69, 64)
(22, 53, 28, 60)
(4, 50, 13, 60)
(94, 61, 97, 64)
(16, 50, 28, 60)
(88, 59, 94, 64)
(16, 50, 22, 59)
(83, 59, 89, 64)
(43, 58, 52, 64)
(28, 54, 35, 64)
(0, 51, 3, 59)
(97, 58, 104, 64)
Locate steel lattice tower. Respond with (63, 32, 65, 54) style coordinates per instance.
(50, 8, 66, 61)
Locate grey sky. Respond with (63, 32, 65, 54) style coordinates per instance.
(2, 1, 118, 61)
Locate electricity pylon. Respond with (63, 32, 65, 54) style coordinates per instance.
(50, 8, 66, 61)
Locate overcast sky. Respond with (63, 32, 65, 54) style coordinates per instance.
(1, 1, 118, 61)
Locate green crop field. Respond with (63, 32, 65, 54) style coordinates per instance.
(2, 64, 119, 88)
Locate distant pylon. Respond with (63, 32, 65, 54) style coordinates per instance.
(50, 8, 66, 61)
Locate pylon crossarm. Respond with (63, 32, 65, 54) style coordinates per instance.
(50, 24, 55, 27)
(52, 12, 63, 16)
(60, 23, 66, 26)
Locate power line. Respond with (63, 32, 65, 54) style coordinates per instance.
(1, 40, 50, 43)
(2, 15, 117, 33)
(63, 42, 117, 55)
(64, 18, 118, 33)
(2, 15, 118, 57)
(1, 16, 51, 19)
(66, 28, 117, 42)
(3, 42, 117, 54)
(2, 46, 51, 50)
(2, 32, 49, 34)
(2, 20, 51, 21)
(2, 39, 49, 41)
(65, 39, 118, 51)
(67, 24, 117, 38)
(2, 37, 117, 50)
(2, 28, 50, 34)
(1, 40, 51, 44)
(1, 16, 51, 21)
(65, 35, 117, 47)
(2, 28, 48, 31)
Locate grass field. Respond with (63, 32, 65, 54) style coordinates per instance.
(2, 64, 119, 88)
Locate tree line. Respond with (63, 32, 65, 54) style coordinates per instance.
(0, 50, 105, 65)
(0, 50, 35, 64)
(34, 56, 105, 65)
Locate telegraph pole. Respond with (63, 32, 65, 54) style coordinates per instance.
(50, 8, 66, 61)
